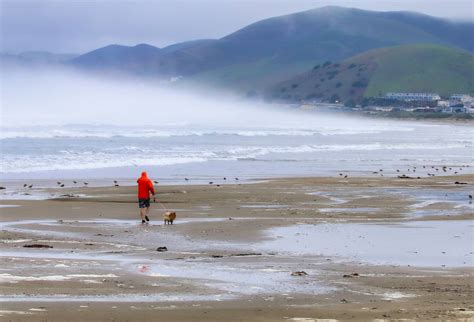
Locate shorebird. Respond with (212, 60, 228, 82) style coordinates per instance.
(154, 180, 159, 184)
(185, 178, 189, 181)
(60, 184, 65, 187)
(114, 184, 119, 187)
(339, 173, 343, 176)
(235, 178, 239, 181)
(57, 182, 61, 185)
(113, 180, 118, 184)
(469, 195, 472, 199)
(209, 182, 213, 184)
(84, 182, 89, 186)
(223, 177, 227, 180)
(344, 175, 348, 178)
(28, 185, 33, 188)
(23, 184, 28, 187)
(396, 169, 400, 172)
(73, 181, 77, 184)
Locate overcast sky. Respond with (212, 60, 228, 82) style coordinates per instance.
(1, 0, 473, 54)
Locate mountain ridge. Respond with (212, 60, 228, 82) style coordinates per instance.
(5, 6, 473, 93)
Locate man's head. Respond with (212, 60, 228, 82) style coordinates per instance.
(141, 171, 147, 177)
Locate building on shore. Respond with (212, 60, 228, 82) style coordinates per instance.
(449, 94, 473, 107)
(385, 92, 441, 102)
(437, 100, 450, 107)
(442, 106, 470, 113)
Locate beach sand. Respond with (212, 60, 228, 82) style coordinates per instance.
(1, 175, 473, 321)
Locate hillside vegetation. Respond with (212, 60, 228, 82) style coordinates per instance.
(267, 44, 474, 103)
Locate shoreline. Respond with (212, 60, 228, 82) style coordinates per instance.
(2, 165, 473, 190)
(288, 103, 474, 123)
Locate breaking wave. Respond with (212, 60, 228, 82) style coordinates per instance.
(1, 142, 470, 173)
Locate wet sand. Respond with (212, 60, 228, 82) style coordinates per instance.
(1, 175, 473, 321)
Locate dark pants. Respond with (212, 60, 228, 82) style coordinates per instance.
(138, 198, 150, 208)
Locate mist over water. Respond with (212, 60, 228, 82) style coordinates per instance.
(2, 65, 401, 129)
(1, 65, 473, 180)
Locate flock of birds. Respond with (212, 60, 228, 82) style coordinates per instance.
(18, 166, 471, 201)
(337, 165, 472, 200)
(205, 177, 239, 187)
(20, 177, 240, 189)
(337, 165, 469, 179)
(22, 181, 88, 189)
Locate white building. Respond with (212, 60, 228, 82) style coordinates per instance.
(450, 94, 471, 101)
(437, 100, 450, 107)
(449, 94, 473, 107)
(385, 92, 441, 102)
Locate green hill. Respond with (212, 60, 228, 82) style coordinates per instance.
(70, 6, 474, 91)
(266, 44, 474, 103)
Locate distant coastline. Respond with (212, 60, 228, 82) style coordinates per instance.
(279, 102, 474, 122)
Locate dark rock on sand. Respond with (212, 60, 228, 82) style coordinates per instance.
(230, 252, 262, 257)
(156, 246, 168, 252)
(60, 194, 78, 198)
(398, 175, 418, 179)
(23, 244, 53, 248)
(291, 271, 308, 276)
(343, 273, 360, 278)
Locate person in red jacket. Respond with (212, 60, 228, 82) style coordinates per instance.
(137, 171, 155, 223)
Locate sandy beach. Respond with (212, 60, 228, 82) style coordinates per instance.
(0, 175, 473, 321)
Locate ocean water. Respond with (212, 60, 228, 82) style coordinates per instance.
(0, 121, 473, 182)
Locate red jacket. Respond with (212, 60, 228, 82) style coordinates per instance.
(137, 172, 155, 199)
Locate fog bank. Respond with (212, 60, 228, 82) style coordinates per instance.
(2, 65, 403, 132)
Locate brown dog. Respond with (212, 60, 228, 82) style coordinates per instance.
(163, 211, 176, 225)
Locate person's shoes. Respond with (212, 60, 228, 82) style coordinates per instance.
(141, 220, 146, 224)
(145, 216, 150, 222)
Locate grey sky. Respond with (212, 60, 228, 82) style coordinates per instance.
(1, 0, 473, 54)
